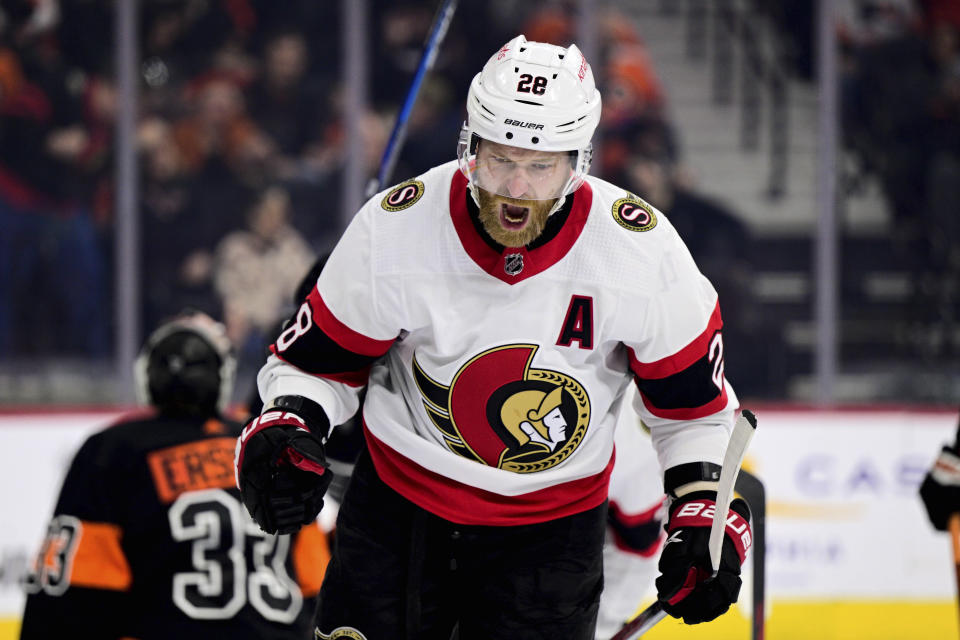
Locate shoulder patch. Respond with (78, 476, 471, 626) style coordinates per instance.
(612, 196, 657, 232)
(381, 180, 425, 212)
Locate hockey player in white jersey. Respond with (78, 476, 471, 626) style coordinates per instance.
(235, 35, 752, 639)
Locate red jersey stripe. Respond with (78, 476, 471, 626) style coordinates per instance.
(363, 422, 615, 526)
(628, 301, 723, 380)
(307, 288, 394, 357)
(608, 496, 665, 528)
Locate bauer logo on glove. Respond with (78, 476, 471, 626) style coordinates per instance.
(656, 494, 752, 624)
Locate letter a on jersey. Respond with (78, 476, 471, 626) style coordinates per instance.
(413, 345, 590, 473)
(556, 295, 594, 349)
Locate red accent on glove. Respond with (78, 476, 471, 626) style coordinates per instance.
(667, 567, 712, 605)
(281, 447, 327, 475)
(234, 410, 308, 488)
(667, 499, 752, 564)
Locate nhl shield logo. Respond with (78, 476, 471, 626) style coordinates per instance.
(504, 253, 524, 276)
(412, 345, 590, 473)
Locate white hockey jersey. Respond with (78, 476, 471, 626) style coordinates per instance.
(258, 160, 738, 526)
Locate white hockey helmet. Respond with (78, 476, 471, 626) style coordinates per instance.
(458, 35, 602, 201)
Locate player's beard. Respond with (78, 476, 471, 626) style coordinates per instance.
(475, 189, 556, 248)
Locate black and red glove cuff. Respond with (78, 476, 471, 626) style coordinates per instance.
(265, 395, 330, 439)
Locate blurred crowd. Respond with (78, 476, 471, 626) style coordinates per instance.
(0, 0, 459, 367)
(0, 0, 772, 397)
(8, 0, 955, 399)
(839, 0, 960, 285)
(764, 0, 960, 288)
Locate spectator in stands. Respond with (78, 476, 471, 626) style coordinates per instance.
(139, 117, 211, 334)
(393, 76, 460, 180)
(140, 75, 273, 327)
(923, 21, 960, 274)
(173, 74, 274, 180)
(246, 29, 327, 170)
(0, 17, 109, 357)
(602, 44, 667, 122)
(213, 185, 315, 371)
(624, 150, 774, 397)
(843, 14, 960, 285)
(281, 107, 392, 251)
(370, 2, 437, 108)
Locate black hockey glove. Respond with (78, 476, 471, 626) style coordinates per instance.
(919, 445, 960, 531)
(656, 493, 752, 624)
(235, 397, 333, 535)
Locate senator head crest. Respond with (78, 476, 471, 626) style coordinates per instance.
(413, 344, 590, 473)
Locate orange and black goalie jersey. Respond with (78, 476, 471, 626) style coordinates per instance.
(20, 411, 328, 640)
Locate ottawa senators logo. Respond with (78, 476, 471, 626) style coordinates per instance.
(612, 195, 657, 232)
(380, 180, 425, 212)
(413, 344, 590, 473)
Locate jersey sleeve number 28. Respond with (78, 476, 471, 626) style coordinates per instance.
(168, 489, 303, 622)
(708, 331, 725, 390)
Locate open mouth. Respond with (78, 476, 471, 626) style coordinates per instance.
(499, 203, 530, 230)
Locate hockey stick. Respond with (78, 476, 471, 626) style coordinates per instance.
(609, 601, 667, 640)
(365, 0, 459, 198)
(611, 410, 758, 640)
(735, 468, 766, 640)
(709, 409, 757, 574)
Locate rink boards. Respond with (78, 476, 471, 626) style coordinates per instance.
(0, 407, 957, 639)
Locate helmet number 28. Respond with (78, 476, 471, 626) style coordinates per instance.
(517, 74, 548, 96)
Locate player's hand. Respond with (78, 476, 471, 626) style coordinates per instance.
(655, 493, 752, 624)
(919, 445, 960, 531)
(235, 409, 332, 534)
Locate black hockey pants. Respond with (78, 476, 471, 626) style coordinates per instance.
(314, 449, 606, 640)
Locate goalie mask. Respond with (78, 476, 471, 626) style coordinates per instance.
(458, 35, 602, 205)
(134, 311, 236, 417)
